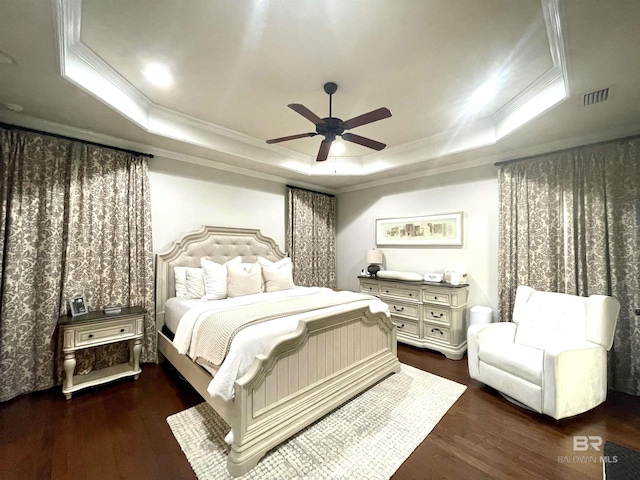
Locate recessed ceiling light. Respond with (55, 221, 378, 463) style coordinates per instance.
(144, 63, 172, 87)
(0, 51, 14, 64)
(469, 77, 500, 107)
(5, 103, 23, 112)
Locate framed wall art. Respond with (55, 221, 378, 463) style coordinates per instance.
(376, 212, 463, 247)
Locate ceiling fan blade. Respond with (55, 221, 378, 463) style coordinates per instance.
(343, 107, 392, 130)
(342, 132, 386, 151)
(266, 132, 317, 144)
(288, 104, 325, 125)
(316, 138, 333, 162)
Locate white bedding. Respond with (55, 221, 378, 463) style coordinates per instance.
(164, 297, 207, 334)
(170, 287, 388, 402)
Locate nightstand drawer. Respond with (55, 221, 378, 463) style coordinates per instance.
(388, 301, 419, 320)
(75, 319, 136, 348)
(379, 284, 419, 301)
(424, 324, 450, 343)
(392, 318, 419, 338)
(424, 306, 450, 325)
(360, 281, 379, 294)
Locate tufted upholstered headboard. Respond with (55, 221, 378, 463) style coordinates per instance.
(155, 226, 287, 331)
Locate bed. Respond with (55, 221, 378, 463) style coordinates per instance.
(155, 225, 400, 477)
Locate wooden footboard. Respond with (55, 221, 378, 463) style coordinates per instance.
(227, 305, 400, 477)
(158, 305, 399, 477)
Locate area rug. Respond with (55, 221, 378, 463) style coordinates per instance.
(604, 441, 640, 480)
(167, 364, 466, 479)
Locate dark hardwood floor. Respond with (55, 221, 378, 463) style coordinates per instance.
(1, 345, 639, 479)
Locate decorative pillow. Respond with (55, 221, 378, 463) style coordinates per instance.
(200, 258, 228, 300)
(184, 267, 205, 299)
(226, 261, 262, 298)
(258, 257, 295, 292)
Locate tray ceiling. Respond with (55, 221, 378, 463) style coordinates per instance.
(1, 0, 639, 191)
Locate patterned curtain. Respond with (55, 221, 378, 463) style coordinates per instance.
(287, 187, 336, 288)
(0, 129, 74, 402)
(0, 127, 155, 402)
(497, 136, 640, 396)
(497, 156, 566, 318)
(61, 144, 156, 375)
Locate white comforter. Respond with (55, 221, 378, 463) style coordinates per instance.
(172, 287, 388, 402)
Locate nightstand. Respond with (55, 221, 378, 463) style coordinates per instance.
(58, 306, 145, 399)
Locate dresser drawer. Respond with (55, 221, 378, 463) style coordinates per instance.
(379, 284, 420, 302)
(387, 301, 419, 320)
(360, 281, 379, 295)
(392, 318, 419, 339)
(75, 319, 136, 348)
(424, 324, 451, 343)
(424, 306, 450, 325)
(423, 290, 451, 305)
(423, 286, 468, 307)
(356, 276, 469, 358)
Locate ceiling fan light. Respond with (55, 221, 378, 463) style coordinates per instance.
(330, 141, 345, 154)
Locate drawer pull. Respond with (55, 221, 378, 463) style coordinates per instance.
(397, 323, 405, 329)
(88, 334, 93, 338)
(431, 328, 444, 335)
(385, 289, 389, 293)
(430, 311, 444, 318)
(393, 306, 405, 312)
(409, 293, 413, 297)
(434, 296, 439, 300)
(120, 328, 125, 333)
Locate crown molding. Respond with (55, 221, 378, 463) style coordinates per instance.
(0, 110, 336, 194)
(53, 0, 568, 178)
(335, 121, 640, 194)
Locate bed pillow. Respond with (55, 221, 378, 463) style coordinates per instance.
(227, 261, 262, 298)
(200, 258, 228, 300)
(258, 257, 295, 292)
(174, 266, 188, 298)
(184, 267, 206, 299)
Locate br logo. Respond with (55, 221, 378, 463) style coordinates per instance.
(573, 435, 603, 452)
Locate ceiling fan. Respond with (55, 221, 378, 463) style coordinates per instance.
(266, 82, 392, 162)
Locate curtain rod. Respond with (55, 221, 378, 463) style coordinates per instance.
(494, 132, 640, 167)
(0, 122, 154, 159)
(286, 184, 335, 197)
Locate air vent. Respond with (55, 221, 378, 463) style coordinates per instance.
(583, 88, 609, 106)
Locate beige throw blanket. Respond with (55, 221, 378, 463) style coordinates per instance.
(191, 291, 377, 366)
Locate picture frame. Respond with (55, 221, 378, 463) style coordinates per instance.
(68, 295, 88, 317)
(376, 212, 463, 247)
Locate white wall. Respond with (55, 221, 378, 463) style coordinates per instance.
(148, 156, 287, 253)
(337, 164, 499, 319)
(148, 157, 500, 318)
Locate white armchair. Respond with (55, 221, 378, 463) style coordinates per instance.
(468, 286, 620, 419)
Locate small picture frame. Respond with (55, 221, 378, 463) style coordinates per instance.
(68, 295, 88, 317)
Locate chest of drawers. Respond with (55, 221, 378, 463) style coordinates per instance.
(359, 276, 469, 360)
